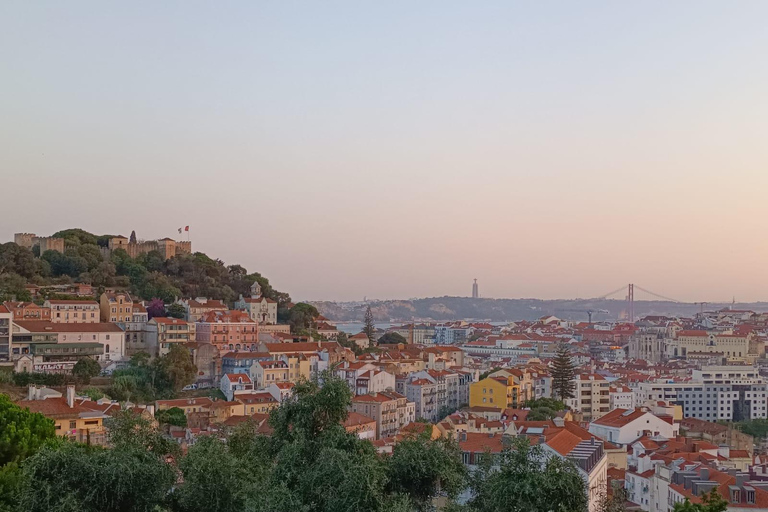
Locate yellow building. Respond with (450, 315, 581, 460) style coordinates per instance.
(18, 386, 118, 446)
(279, 353, 311, 383)
(252, 359, 289, 389)
(99, 292, 133, 323)
(469, 376, 522, 409)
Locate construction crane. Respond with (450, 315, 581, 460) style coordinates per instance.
(554, 308, 610, 325)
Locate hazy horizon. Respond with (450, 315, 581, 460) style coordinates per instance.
(2, 2, 768, 303)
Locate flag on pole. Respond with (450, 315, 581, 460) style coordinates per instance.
(185, 226, 190, 232)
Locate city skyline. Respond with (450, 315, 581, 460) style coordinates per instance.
(3, 2, 768, 302)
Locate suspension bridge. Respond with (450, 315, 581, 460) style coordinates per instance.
(592, 283, 684, 322)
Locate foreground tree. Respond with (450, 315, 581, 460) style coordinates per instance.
(551, 342, 577, 401)
(467, 436, 588, 512)
(0, 395, 55, 465)
(386, 429, 466, 510)
(18, 441, 175, 512)
(176, 435, 253, 512)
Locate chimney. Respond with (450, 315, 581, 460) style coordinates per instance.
(736, 473, 747, 487)
(66, 385, 75, 408)
(700, 468, 709, 481)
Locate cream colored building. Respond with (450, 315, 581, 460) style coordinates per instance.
(45, 300, 100, 324)
(669, 330, 761, 363)
(566, 373, 610, 422)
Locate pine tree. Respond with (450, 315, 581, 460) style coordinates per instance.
(363, 305, 376, 343)
(551, 342, 576, 401)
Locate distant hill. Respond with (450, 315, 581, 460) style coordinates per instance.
(311, 296, 768, 323)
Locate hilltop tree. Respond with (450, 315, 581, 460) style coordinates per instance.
(0, 273, 32, 302)
(288, 303, 319, 332)
(551, 342, 576, 401)
(363, 305, 375, 342)
(166, 302, 186, 319)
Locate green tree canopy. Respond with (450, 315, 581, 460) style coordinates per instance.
(467, 437, 588, 512)
(378, 332, 406, 345)
(288, 303, 319, 332)
(0, 395, 55, 466)
(71, 357, 101, 384)
(155, 407, 187, 427)
(18, 441, 175, 512)
(551, 342, 577, 401)
(166, 302, 186, 319)
(386, 430, 466, 509)
(672, 489, 728, 512)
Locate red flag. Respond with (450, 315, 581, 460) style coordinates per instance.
(184, 226, 190, 231)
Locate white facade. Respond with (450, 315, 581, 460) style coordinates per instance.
(610, 386, 635, 410)
(635, 366, 768, 422)
(588, 409, 679, 446)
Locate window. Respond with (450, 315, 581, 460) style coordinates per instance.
(69, 420, 76, 429)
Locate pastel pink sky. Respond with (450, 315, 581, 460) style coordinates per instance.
(1, 2, 767, 302)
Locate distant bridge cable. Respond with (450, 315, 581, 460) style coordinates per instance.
(595, 285, 629, 300)
(633, 285, 682, 303)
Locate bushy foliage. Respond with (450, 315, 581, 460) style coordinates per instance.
(2, 372, 591, 512)
(11, 372, 73, 387)
(465, 436, 588, 512)
(0, 395, 56, 465)
(107, 347, 196, 402)
(155, 407, 187, 427)
(71, 357, 101, 384)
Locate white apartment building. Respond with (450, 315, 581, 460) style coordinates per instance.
(635, 366, 767, 422)
(610, 385, 635, 410)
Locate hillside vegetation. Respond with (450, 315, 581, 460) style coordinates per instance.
(0, 229, 291, 311)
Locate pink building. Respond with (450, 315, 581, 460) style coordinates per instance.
(196, 310, 258, 354)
